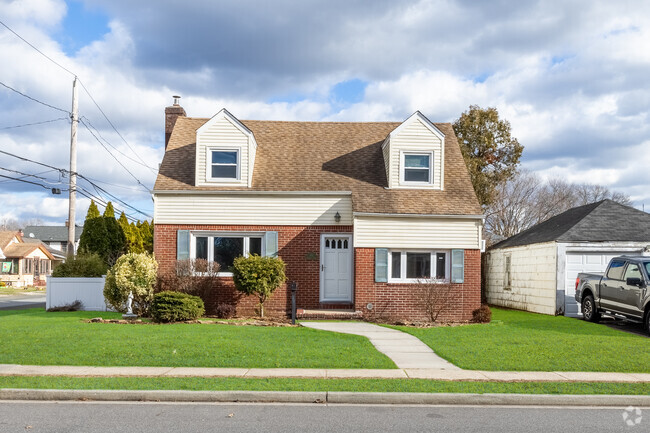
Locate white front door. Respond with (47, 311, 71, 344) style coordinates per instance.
(320, 234, 353, 302)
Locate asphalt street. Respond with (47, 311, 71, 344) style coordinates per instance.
(0, 401, 645, 433)
(0, 293, 46, 310)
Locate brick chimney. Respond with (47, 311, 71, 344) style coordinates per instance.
(165, 95, 186, 150)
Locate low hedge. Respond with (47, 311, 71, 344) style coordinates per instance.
(150, 291, 205, 323)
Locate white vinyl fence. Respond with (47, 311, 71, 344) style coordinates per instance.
(46, 277, 109, 311)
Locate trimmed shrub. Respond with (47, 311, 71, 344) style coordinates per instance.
(104, 252, 158, 315)
(232, 255, 286, 317)
(51, 253, 107, 278)
(215, 303, 236, 319)
(47, 300, 83, 312)
(150, 291, 205, 323)
(472, 304, 492, 323)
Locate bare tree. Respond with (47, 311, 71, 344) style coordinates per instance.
(485, 171, 633, 245)
(415, 280, 454, 323)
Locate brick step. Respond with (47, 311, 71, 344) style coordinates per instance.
(296, 309, 363, 320)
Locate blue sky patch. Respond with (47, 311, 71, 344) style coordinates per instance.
(329, 78, 367, 105)
(56, 0, 110, 56)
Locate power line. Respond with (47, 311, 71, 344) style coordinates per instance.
(0, 81, 70, 114)
(77, 79, 152, 171)
(0, 174, 59, 190)
(0, 19, 152, 179)
(80, 116, 157, 172)
(1, 117, 69, 130)
(78, 118, 152, 193)
(0, 19, 76, 77)
(0, 167, 60, 183)
(0, 150, 152, 218)
(75, 187, 141, 223)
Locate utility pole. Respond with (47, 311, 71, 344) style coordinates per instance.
(67, 77, 78, 255)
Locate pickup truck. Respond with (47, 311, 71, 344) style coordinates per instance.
(575, 255, 650, 334)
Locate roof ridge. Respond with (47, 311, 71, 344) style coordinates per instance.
(180, 117, 447, 125)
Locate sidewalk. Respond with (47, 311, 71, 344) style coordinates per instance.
(2, 364, 649, 382)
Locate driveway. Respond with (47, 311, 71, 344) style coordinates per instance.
(600, 317, 648, 337)
(0, 293, 46, 310)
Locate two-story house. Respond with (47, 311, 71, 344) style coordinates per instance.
(153, 98, 483, 321)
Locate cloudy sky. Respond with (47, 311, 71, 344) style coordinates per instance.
(1, 0, 649, 226)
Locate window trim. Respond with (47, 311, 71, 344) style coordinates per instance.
(206, 147, 241, 182)
(387, 249, 449, 283)
(189, 231, 264, 276)
(400, 151, 433, 185)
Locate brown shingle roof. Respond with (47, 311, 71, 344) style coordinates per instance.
(154, 117, 482, 215)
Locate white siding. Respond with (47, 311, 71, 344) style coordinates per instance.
(195, 116, 251, 187)
(385, 118, 443, 189)
(485, 242, 558, 315)
(353, 216, 481, 249)
(154, 193, 353, 226)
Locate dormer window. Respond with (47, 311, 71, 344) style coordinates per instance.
(208, 149, 239, 181)
(402, 152, 432, 184)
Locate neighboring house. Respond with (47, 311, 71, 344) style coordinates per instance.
(153, 100, 484, 320)
(0, 231, 55, 287)
(23, 224, 83, 255)
(485, 200, 650, 317)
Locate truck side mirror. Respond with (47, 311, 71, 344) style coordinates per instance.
(626, 277, 643, 287)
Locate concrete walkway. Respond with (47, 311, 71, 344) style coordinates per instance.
(301, 321, 459, 369)
(1, 364, 649, 382)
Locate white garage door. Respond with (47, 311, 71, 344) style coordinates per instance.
(564, 252, 626, 317)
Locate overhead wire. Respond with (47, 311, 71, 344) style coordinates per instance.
(0, 19, 155, 189)
(78, 118, 152, 193)
(0, 81, 70, 114)
(0, 117, 69, 131)
(0, 150, 152, 219)
(80, 116, 157, 172)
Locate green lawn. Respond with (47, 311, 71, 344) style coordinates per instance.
(1, 376, 648, 395)
(0, 286, 44, 295)
(391, 308, 650, 372)
(0, 309, 395, 369)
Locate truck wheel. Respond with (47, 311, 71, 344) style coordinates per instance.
(582, 295, 600, 322)
(644, 309, 650, 335)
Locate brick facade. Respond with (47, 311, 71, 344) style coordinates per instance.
(154, 224, 481, 321)
(355, 248, 481, 322)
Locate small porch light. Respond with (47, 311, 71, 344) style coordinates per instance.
(334, 211, 341, 223)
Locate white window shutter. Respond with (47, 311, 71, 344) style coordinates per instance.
(451, 249, 464, 283)
(177, 230, 190, 260)
(375, 248, 388, 282)
(264, 231, 278, 257)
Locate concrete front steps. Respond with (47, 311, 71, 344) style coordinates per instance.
(296, 309, 363, 320)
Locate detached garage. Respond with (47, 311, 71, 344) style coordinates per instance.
(485, 199, 650, 317)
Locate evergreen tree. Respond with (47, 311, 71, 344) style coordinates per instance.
(78, 200, 109, 261)
(117, 212, 133, 252)
(130, 222, 145, 253)
(140, 220, 154, 253)
(102, 201, 127, 266)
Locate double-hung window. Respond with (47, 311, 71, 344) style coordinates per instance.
(191, 233, 263, 275)
(209, 149, 239, 180)
(402, 152, 432, 184)
(389, 250, 448, 282)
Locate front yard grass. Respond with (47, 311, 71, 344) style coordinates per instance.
(0, 286, 44, 295)
(0, 309, 395, 369)
(391, 308, 650, 372)
(1, 376, 648, 395)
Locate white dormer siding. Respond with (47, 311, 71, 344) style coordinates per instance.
(195, 109, 257, 188)
(383, 112, 444, 190)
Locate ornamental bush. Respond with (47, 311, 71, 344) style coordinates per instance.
(103, 252, 158, 315)
(471, 304, 492, 323)
(51, 253, 107, 278)
(232, 255, 286, 317)
(150, 291, 205, 323)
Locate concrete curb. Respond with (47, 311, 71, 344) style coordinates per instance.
(2, 389, 650, 406)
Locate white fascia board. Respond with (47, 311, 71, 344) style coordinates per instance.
(354, 212, 484, 220)
(197, 108, 254, 137)
(560, 241, 650, 251)
(387, 111, 446, 142)
(152, 190, 352, 196)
